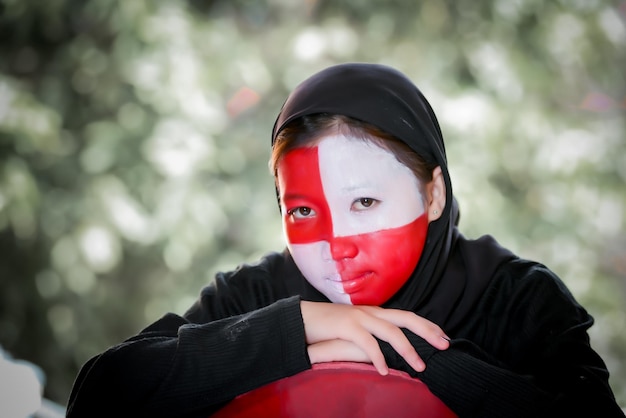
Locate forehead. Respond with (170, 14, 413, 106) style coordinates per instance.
(316, 135, 417, 183)
(277, 134, 423, 203)
(276, 134, 422, 194)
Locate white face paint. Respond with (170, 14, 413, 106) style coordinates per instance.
(278, 135, 428, 305)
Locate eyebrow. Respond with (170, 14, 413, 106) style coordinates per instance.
(281, 192, 314, 201)
(339, 184, 377, 193)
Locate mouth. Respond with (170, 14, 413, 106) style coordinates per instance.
(326, 272, 372, 294)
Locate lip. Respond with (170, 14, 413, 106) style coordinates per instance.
(326, 272, 372, 294)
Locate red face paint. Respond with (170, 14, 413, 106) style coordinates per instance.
(278, 136, 429, 306)
(279, 146, 333, 244)
(330, 214, 428, 306)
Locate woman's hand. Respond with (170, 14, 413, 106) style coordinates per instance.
(300, 301, 449, 375)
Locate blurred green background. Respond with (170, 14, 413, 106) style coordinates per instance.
(1, 0, 625, 409)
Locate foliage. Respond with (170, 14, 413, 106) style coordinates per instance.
(0, 0, 625, 406)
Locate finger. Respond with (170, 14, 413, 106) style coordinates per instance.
(345, 325, 390, 375)
(354, 313, 425, 373)
(361, 306, 450, 350)
(308, 340, 370, 364)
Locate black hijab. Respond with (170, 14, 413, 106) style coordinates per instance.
(272, 63, 515, 332)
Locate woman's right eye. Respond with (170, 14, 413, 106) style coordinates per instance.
(287, 207, 316, 219)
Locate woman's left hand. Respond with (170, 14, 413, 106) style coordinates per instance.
(300, 301, 449, 375)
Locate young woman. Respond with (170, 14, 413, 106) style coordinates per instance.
(67, 63, 624, 417)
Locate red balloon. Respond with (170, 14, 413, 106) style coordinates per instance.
(213, 362, 457, 417)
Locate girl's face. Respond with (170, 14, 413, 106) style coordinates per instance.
(277, 135, 429, 306)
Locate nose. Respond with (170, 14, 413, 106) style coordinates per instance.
(330, 237, 358, 260)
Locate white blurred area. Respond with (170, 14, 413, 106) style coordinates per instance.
(0, 347, 64, 418)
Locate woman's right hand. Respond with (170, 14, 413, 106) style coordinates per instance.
(300, 301, 449, 376)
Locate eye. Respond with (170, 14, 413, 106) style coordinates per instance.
(287, 207, 316, 219)
(351, 198, 379, 211)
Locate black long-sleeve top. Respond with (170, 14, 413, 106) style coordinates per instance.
(66, 250, 624, 417)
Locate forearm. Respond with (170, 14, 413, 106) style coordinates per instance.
(412, 339, 550, 417)
(156, 296, 310, 413)
(381, 333, 624, 418)
(67, 296, 310, 417)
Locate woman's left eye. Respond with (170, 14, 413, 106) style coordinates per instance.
(351, 198, 379, 211)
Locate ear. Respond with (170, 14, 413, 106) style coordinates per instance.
(427, 166, 446, 222)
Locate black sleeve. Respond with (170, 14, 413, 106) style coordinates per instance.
(66, 296, 310, 418)
(380, 266, 625, 418)
(383, 335, 623, 418)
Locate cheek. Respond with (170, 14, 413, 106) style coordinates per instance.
(288, 242, 351, 304)
(337, 213, 429, 306)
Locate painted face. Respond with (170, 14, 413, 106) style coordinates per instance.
(277, 135, 429, 306)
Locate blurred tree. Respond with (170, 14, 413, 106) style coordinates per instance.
(0, 0, 624, 408)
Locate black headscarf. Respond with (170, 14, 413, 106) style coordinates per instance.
(272, 63, 515, 332)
